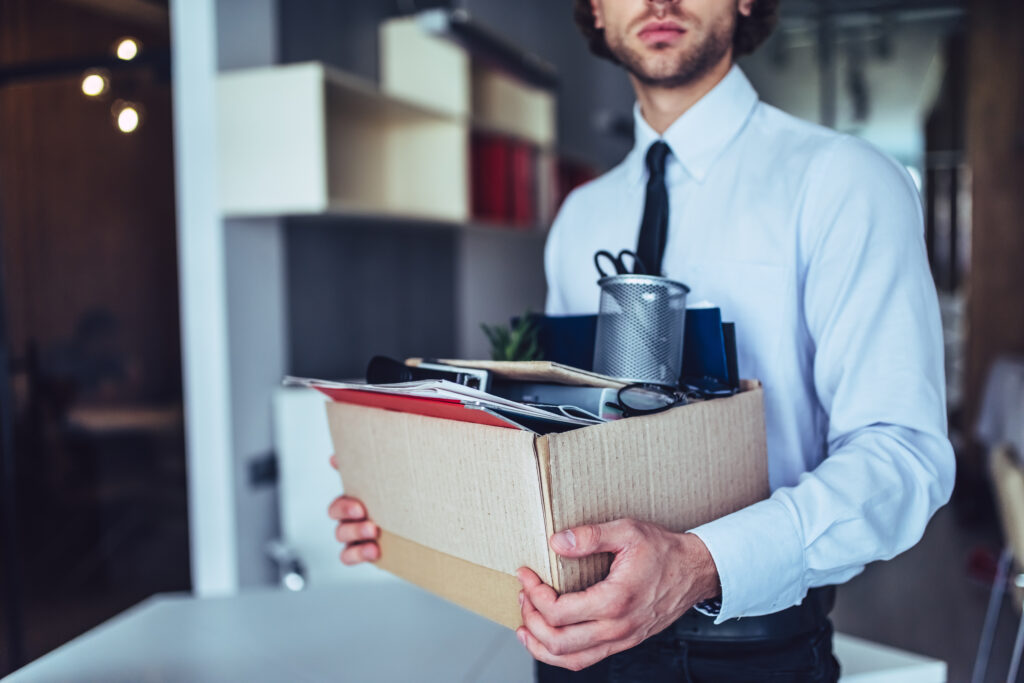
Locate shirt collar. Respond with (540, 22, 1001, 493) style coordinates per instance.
(627, 65, 759, 186)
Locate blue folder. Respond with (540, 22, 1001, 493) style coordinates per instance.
(680, 307, 729, 385)
(521, 314, 599, 372)
(527, 310, 735, 387)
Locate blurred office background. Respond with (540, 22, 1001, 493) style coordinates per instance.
(1, 0, 1022, 680)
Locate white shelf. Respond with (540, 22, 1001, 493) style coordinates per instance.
(218, 62, 468, 221)
(218, 17, 561, 227)
(226, 202, 550, 239)
(379, 16, 470, 118)
(471, 63, 556, 148)
(218, 19, 558, 224)
(381, 16, 556, 148)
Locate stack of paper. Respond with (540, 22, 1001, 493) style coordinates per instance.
(404, 359, 627, 388)
(283, 376, 603, 433)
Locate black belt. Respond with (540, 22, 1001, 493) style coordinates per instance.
(672, 587, 836, 643)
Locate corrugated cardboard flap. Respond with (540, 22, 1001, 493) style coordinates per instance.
(543, 383, 769, 593)
(326, 402, 553, 623)
(534, 436, 561, 593)
(375, 530, 525, 629)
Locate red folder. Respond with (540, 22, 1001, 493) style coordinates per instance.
(313, 387, 521, 430)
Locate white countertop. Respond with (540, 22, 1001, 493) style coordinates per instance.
(4, 583, 945, 682)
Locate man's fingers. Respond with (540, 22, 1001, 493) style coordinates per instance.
(518, 566, 624, 626)
(517, 566, 592, 626)
(327, 497, 345, 520)
(517, 568, 581, 626)
(327, 496, 366, 521)
(519, 571, 558, 608)
(516, 567, 545, 591)
(340, 541, 379, 565)
(520, 592, 618, 657)
(330, 495, 378, 566)
(335, 521, 379, 544)
(550, 519, 640, 558)
(516, 625, 613, 672)
(527, 578, 623, 626)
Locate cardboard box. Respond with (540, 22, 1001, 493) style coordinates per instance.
(326, 380, 768, 629)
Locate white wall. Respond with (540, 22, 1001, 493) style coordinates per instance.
(225, 219, 287, 587)
(171, 0, 239, 595)
(741, 17, 955, 168)
(174, 0, 288, 593)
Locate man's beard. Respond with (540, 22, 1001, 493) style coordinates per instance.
(605, 14, 734, 88)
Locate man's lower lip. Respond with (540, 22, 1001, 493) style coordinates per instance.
(639, 29, 685, 43)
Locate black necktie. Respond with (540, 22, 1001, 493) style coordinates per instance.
(635, 141, 671, 276)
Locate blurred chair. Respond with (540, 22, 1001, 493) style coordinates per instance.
(271, 386, 397, 589)
(972, 356, 1024, 683)
(976, 356, 1024, 469)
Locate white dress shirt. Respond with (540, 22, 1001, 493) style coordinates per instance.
(544, 65, 955, 622)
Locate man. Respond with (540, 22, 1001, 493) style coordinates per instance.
(328, 0, 955, 680)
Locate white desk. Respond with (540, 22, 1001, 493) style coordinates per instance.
(4, 584, 945, 682)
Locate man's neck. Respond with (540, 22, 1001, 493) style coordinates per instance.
(631, 57, 734, 135)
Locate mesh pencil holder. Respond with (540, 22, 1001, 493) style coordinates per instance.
(592, 274, 690, 386)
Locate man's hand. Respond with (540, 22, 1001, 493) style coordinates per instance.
(326, 454, 380, 565)
(516, 519, 719, 672)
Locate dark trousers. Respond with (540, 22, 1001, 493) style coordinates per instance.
(535, 618, 840, 683)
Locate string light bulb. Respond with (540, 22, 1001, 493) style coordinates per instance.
(115, 38, 140, 61)
(80, 69, 109, 97)
(111, 100, 143, 134)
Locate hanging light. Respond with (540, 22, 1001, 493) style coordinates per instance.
(115, 37, 140, 61)
(80, 69, 109, 97)
(111, 99, 143, 134)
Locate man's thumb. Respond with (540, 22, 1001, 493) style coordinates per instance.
(550, 520, 635, 558)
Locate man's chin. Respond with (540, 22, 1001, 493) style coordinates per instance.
(630, 60, 697, 86)
(612, 44, 689, 77)
(618, 41, 731, 89)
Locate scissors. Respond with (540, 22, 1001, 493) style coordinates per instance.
(593, 249, 649, 277)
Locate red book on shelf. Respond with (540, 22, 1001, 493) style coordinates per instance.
(494, 136, 513, 224)
(471, 132, 513, 225)
(470, 131, 488, 221)
(511, 142, 536, 228)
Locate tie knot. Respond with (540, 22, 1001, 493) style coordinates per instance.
(645, 141, 670, 177)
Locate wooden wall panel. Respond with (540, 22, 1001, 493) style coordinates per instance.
(0, 0, 180, 402)
(965, 0, 1024, 475)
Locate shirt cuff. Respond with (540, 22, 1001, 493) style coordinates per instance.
(688, 498, 806, 623)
